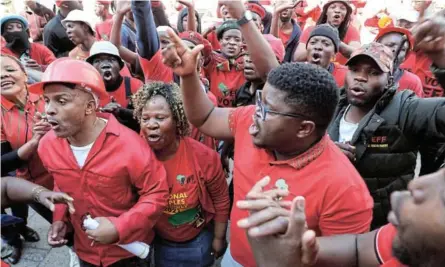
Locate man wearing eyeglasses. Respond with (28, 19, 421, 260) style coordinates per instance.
(160, 1, 373, 265)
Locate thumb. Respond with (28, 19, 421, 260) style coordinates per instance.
(285, 196, 306, 238)
(301, 230, 319, 266)
(34, 111, 43, 122)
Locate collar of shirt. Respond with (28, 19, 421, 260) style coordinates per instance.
(1, 92, 40, 111)
(269, 134, 327, 170)
(235, 82, 264, 107)
(94, 113, 120, 137)
(214, 51, 245, 72)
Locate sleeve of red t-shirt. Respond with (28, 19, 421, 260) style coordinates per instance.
(344, 26, 361, 44)
(194, 140, 230, 222)
(138, 50, 173, 83)
(228, 106, 255, 136)
(375, 224, 398, 264)
(38, 44, 56, 66)
(299, 26, 314, 44)
(319, 184, 373, 235)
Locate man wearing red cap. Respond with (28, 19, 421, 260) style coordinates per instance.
(29, 58, 169, 267)
(43, 0, 82, 58)
(94, 0, 113, 41)
(375, 27, 423, 97)
(270, 0, 302, 62)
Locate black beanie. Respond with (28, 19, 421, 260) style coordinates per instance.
(307, 24, 340, 53)
(216, 20, 240, 41)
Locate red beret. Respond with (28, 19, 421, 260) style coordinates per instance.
(179, 31, 213, 58)
(263, 34, 285, 63)
(246, 3, 266, 20)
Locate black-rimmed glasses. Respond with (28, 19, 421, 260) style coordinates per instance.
(255, 90, 308, 121)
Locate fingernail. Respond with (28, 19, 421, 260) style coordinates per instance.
(237, 219, 248, 227)
(296, 197, 305, 209)
(236, 201, 247, 208)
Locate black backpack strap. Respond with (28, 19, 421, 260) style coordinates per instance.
(124, 76, 132, 99)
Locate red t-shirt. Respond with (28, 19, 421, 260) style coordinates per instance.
(398, 71, 424, 97)
(204, 54, 246, 107)
(376, 224, 406, 267)
(1, 42, 56, 69)
(331, 63, 348, 88)
(139, 50, 173, 83)
(155, 138, 201, 242)
(400, 53, 416, 73)
(301, 25, 361, 65)
(106, 76, 143, 107)
(228, 106, 374, 267)
(413, 53, 443, 98)
(95, 19, 113, 41)
(278, 30, 291, 46)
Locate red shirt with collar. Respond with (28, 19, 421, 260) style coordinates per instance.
(228, 106, 373, 267)
(155, 137, 229, 242)
(105, 76, 143, 108)
(39, 114, 169, 267)
(1, 93, 53, 189)
(204, 53, 246, 107)
(398, 70, 424, 97)
(1, 42, 56, 69)
(301, 25, 361, 65)
(376, 224, 406, 267)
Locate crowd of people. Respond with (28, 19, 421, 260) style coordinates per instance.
(1, 0, 445, 267)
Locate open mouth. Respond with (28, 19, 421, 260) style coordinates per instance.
(310, 52, 322, 64)
(146, 134, 161, 143)
(102, 70, 113, 81)
(227, 47, 236, 54)
(1, 80, 14, 89)
(47, 119, 60, 131)
(244, 67, 256, 76)
(350, 86, 366, 97)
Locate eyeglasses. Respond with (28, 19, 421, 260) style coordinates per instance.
(255, 90, 308, 121)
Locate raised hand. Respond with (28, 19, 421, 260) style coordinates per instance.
(161, 28, 204, 77)
(218, 0, 246, 20)
(32, 112, 52, 143)
(115, 0, 131, 16)
(177, 0, 194, 8)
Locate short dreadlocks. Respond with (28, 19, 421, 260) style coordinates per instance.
(132, 82, 190, 137)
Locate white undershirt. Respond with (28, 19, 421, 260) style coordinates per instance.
(70, 142, 94, 168)
(70, 119, 107, 168)
(339, 105, 359, 143)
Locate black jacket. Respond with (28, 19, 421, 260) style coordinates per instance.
(43, 11, 75, 58)
(328, 87, 445, 229)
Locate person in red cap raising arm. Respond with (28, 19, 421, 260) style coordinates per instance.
(28, 58, 169, 267)
(294, 0, 361, 65)
(43, 0, 82, 58)
(375, 27, 423, 97)
(1, 14, 56, 71)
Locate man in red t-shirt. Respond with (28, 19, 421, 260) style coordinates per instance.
(162, 8, 374, 266)
(1, 14, 55, 71)
(237, 167, 445, 267)
(305, 24, 347, 88)
(294, 0, 361, 65)
(94, 0, 113, 41)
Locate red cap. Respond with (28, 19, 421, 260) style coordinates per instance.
(246, 2, 266, 20)
(263, 34, 285, 63)
(375, 26, 414, 51)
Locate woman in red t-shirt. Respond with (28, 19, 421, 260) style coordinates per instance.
(132, 82, 230, 267)
(293, 0, 361, 65)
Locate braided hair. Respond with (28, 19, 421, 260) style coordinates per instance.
(132, 82, 190, 137)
